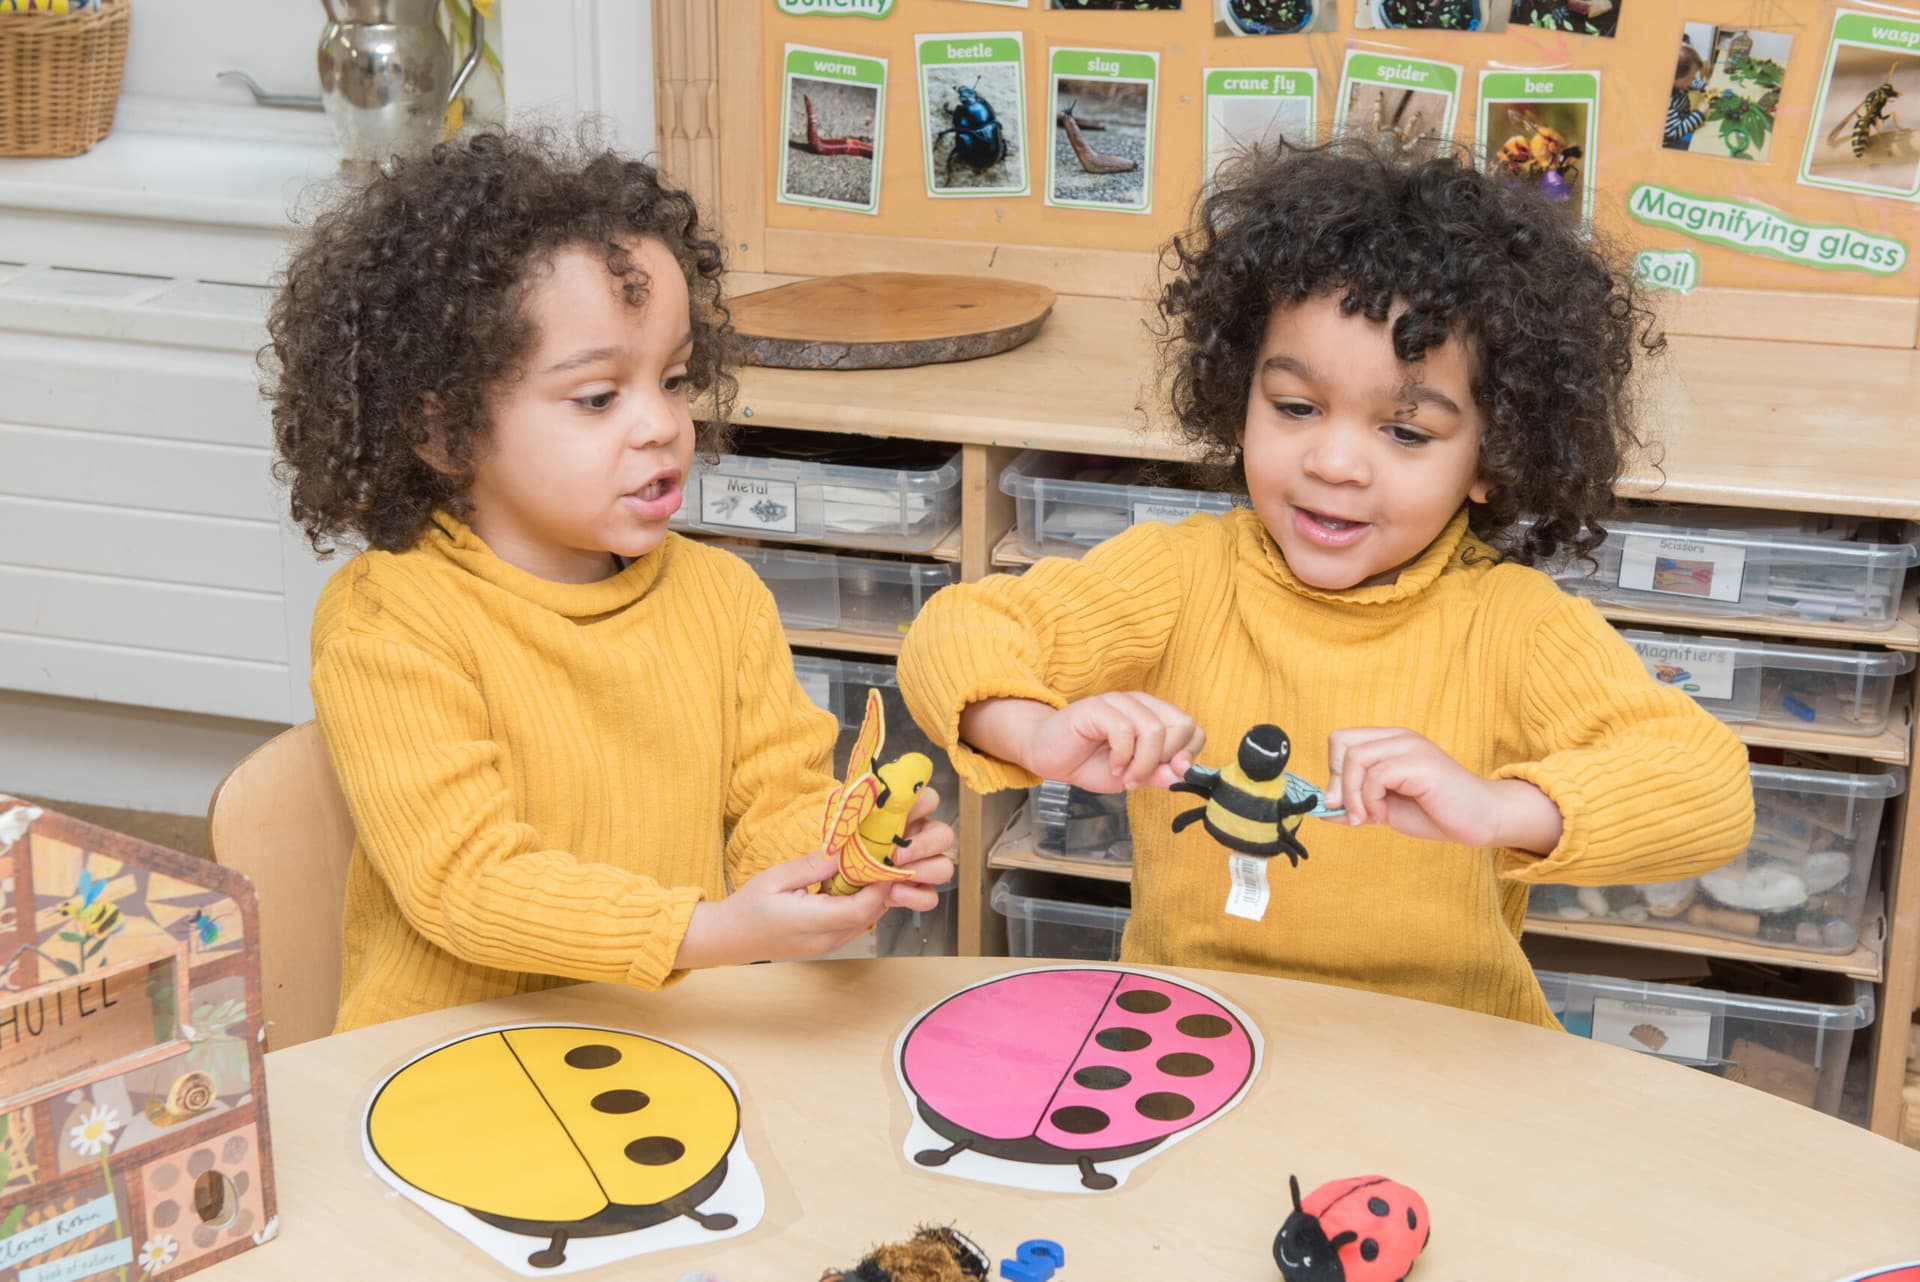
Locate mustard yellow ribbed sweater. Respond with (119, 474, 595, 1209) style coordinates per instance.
(899, 507, 1754, 1027)
(311, 513, 839, 1032)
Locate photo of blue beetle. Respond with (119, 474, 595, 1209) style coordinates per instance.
(933, 81, 1010, 183)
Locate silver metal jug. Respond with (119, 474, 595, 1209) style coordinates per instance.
(318, 0, 483, 165)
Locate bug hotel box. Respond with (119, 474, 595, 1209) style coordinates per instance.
(0, 799, 276, 1282)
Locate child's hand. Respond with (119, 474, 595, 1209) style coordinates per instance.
(1323, 727, 1564, 854)
(888, 785, 956, 914)
(676, 852, 891, 968)
(963, 694, 1204, 793)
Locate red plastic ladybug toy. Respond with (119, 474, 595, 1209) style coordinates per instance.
(1273, 1174, 1430, 1282)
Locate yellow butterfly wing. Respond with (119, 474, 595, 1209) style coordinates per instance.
(846, 688, 886, 784)
(823, 774, 880, 861)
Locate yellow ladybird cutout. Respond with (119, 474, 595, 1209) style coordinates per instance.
(364, 1025, 763, 1274)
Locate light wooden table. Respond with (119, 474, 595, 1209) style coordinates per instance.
(222, 958, 1920, 1281)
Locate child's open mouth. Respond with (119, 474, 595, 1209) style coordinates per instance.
(1291, 505, 1370, 547)
(623, 474, 682, 520)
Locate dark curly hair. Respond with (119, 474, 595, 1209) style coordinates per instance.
(266, 129, 735, 555)
(1157, 137, 1663, 566)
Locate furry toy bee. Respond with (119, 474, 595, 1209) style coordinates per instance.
(822, 688, 930, 896)
(1826, 64, 1901, 158)
(1170, 724, 1341, 867)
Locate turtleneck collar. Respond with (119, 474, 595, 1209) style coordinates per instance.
(426, 511, 670, 619)
(1239, 506, 1484, 607)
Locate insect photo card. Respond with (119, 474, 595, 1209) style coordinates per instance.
(1679, 23, 1794, 164)
(1508, 0, 1618, 38)
(778, 44, 887, 216)
(1333, 50, 1462, 163)
(1213, 0, 1336, 37)
(1046, 48, 1160, 214)
(1799, 8, 1920, 200)
(1478, 69, 1598, 226)
(894, 965, 1263, 1194)
(363, 1024, 764, 1276)
(916, 32, 1029, 198)
(1355, 0, 1503, 32)
(1203, 68, 1317, 184)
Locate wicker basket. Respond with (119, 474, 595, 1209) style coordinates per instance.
(0, 0, 130, 158)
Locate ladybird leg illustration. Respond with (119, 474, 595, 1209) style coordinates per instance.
(663, 1197, 738, 1232)
(914, 1136, 975, 1167)
(526, 1229, 570, 1269)
(1075, 1156, 1118, 1191)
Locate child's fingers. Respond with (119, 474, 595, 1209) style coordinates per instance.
(886, 879, 943, 912)
(1112, 694, 1168, 788)
(906, 785, 940, 823)
(1087, 701, 1139, 780)
(895, 825, 956, 869)
(763, 849, 842, 892)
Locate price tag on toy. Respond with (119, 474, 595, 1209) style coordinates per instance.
(1224, 853, 1271, 921)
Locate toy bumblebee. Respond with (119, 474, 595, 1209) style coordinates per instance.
(1170, 724, 1342, 866)
(823, 688, 930, 896)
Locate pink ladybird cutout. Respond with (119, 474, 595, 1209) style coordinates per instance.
(894, 966, 1262, 1193)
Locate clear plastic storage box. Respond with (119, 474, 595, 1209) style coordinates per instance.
(791, 654, 958, 826)
(1535, 967, 1873, 1116)
(718, 542, 959, 638)
(1620, 628, 1913, 737)
(1029, 780, 1133, 867)
(1527, 761, 1904, 954)
(990, 869, 1131, 961)
(825, 878, 958, 959)
(674, 428, 962, 552)
(999, 450, 1245, 558)
(1545, 507, 1920, 629)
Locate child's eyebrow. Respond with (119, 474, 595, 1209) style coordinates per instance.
(1395, 377, 1463, 419)
(1259, 354, 1316, 380)
(539, 345, 623, 377)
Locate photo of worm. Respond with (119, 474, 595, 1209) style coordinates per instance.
(784, 77, 880, 210)
(1049, 78, 1151, 210)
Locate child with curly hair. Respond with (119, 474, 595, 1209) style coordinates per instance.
(899, 142, 1752, 1026)
(270, 132, 952, 1032)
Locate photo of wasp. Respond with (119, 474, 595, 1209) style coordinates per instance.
(1826, 63, 1901, 158)
(1170, 724, 1343, 868)
(1489, 103, 1584, 207)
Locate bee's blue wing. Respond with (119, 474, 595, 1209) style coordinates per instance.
(1184, 764, 1221, 788)
(76, 869, 104, 906)
(1284, 772, 1343, 819)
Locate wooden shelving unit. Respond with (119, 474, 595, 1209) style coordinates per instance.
(716, 284, 1920, 1139)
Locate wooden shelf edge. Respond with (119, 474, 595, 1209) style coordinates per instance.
(1594, 600, 1920, 651)
(987, 844, 1135, 885)
(1521, 914, 1884, 982)
(785, 628, 904, 657)
(1732, 689, 1912, 766)
(680, 525, 963, 563)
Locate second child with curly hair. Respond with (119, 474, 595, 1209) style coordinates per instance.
(899, 142, 1752, 1026)
(270, 132, 952, 1032)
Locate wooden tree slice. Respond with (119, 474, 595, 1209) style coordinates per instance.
(730, 272, 1057, 370)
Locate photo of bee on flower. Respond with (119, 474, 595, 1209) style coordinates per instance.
(1483, 101, 1588, 221)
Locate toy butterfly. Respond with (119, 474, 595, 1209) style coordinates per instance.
(821, 689, 932, 896)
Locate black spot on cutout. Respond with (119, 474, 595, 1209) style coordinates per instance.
(592, 1090, 649, 1114)
(1049, 1106, 1110, 1135)
(1115, 989, 1171, 1015)
(1407, 1207, 1418, 1230)
(1175, 1014, 1232, 1039)
(1073, 1065, 1131, 1090)
(1095, 1026, 1152, 1053)
(565, 1044, 621, 1069)
(624, 1136, 685, 1165)
(1135, 1092, 1195, 1122)
(1359, 1239, 1379, 1263)
(1368, 1196, 1390, 1216)
(1156, 1052, 1213, 1077)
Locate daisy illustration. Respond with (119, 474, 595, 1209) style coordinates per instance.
(138, 1234, 179, 1274)
(66, 1103, 119, 1156)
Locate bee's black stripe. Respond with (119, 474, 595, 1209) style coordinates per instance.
(1208, 788, 1288, 822)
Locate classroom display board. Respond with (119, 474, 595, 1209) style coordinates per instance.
(759, 0, 1920, 297)
(0, 799, 277, 1282)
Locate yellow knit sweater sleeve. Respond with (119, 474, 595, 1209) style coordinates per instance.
(313, 586, 700, 992)
(899, 517, 1202, 792)
(1492, 583, 1755, 886)
(724, 584, 840, 883)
